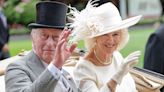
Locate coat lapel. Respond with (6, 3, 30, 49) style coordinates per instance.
(26, 51, 45, 77)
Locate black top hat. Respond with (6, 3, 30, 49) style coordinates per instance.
(28, 1, 68, 29)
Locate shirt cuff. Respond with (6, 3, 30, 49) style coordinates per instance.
(48, 63, 61, 80)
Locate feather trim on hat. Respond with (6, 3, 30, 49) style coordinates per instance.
(68, 0, 104, 42)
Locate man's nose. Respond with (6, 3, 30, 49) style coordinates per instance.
(47, 37, 55, 46)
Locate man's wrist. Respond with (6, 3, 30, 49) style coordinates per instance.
(52, 60, 63, 69)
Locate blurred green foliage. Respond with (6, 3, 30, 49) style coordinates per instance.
(3, 0, 88, 26)
(9, 27, 30, 35)
(4, 0, 39, 26)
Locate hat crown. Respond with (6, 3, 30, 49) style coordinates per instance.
(94, 3, 122, 29)
(28, 1, 68, 29)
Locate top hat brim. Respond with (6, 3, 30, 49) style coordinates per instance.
(28, 23, 65, 29)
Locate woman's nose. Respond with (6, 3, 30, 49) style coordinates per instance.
(107, 35, 114, 42)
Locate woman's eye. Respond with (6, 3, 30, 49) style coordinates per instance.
(113, 32, 120, 36)
(113, 33, 118, 36)
(102, 34, 108, 37)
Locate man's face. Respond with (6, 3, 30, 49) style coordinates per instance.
(31, 28, 62, 63)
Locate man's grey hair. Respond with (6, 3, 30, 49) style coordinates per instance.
(31, 28, 40, 37)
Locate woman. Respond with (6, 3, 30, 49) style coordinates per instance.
(69, 0, 142, 92)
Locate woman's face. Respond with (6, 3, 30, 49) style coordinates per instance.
(95, 30, 121, 54)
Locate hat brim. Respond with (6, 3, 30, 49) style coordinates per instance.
(88, 15, 142, 38)
(28, 23, 65, 29)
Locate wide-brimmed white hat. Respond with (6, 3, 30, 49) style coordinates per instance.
(69, 0, 142, 43)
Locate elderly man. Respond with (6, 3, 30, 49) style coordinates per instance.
(5, 1, 79, 92)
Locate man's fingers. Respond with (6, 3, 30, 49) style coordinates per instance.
(56, 39, 66, 52)
(60, 29, 71, 41)
(63, 29, 71, 40)
(61, 41, 67, 51)
(69, 43, 77, 53)
(58, 30, 66, 40)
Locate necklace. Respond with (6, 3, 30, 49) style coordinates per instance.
(93, 49, 112, 65)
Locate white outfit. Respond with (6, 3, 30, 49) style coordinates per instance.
(73, 51, 137, 92)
